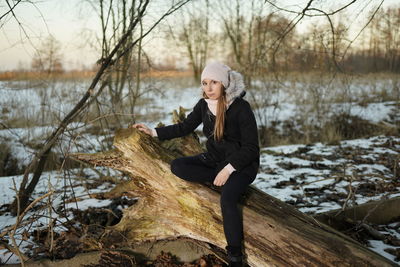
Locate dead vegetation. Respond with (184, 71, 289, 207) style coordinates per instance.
(83, 250, 225, 267)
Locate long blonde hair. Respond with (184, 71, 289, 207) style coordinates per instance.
(203, 89, 227, 141)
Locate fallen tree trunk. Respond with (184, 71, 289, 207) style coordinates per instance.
(71, 128, 394, 266)
(315, 196, 400, 225)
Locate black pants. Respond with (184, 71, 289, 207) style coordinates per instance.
(171, 154, 256, 247)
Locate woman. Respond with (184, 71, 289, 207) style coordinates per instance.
(133, 62, 259, 266)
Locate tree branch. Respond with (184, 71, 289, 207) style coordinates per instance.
(264, 0, 356, 17)
(0, 0, 22, 22)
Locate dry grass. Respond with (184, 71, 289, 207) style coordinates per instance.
(0, 69, 192, 81)
(262, 113, 398, 148)
(320, 123, 343, 145)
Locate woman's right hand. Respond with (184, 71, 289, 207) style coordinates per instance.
(130, 123, 153, 136)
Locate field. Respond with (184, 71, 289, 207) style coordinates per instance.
(0, 72, 399, 265)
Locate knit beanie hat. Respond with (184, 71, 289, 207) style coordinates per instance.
(201, 62, 231, 88)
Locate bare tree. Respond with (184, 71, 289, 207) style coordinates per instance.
(380, 7, 400, 72)
(167, 0, 210, 81)
(218, 0, 248, 72)
(11, 0, 191, 216)
(31, 36, 64, 74)
(92, 0, 141, 128)
(216, 1, 297, 82)
(297, 14, 348, 72)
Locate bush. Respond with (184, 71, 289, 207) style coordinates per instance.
(258, 112, 397, 147)
(325, 113, 383, 140)
(0, 143, 23, 176)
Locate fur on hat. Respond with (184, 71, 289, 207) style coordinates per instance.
(225, 70, 245, 104)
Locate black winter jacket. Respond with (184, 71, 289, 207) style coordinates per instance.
(155, 96, 260, 176)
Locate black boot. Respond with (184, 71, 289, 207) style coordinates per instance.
(226, 246, 243, 267)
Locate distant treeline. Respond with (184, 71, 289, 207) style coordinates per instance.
(3, 2, 399, 77)
(291, 6, 400, 73)
(167, 3, 400, 78)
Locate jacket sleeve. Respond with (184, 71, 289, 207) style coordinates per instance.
(155, 99, 203, 141)
(226, 101, 259, 171)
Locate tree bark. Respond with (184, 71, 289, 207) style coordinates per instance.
(71, 128, 394, 266)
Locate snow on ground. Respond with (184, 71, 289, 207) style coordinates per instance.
(0, 135, 398, 264)
(0, 122, 115, 169)
(253, 135, 400, 263)
(0, 167, 122, 264)
(369, 240, 398, 263)
(350, 101, 397, 123)
(1, 78, 398, 145)
(1, 79, 399, 264)
(254, 135, 400, 214)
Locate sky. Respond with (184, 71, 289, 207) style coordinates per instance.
(0, 1, 101, 71)
(0, 0, 399, 71)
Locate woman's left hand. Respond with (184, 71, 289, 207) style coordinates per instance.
(213, 168, 230, 186)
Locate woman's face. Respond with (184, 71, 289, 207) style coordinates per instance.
(202, 79, 223, 100)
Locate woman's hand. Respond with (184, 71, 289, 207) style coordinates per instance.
(130, 123, 153, 136)
(213, 168, 231, 186)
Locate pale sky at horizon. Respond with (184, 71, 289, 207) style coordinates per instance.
(0, 0, 399, 71)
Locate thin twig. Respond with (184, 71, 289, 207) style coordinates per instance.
(265, 0, 356, 17)
(0, 0, 22, 21)
(336, 164, 354, 215)
(4, 0, 37, 52)
(361, 193, 389, 224)
(9, 179, 28, 265)
(47, 176, 55, 253)
(340, 0, 384, 63)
